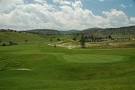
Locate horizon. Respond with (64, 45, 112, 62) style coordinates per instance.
(1, 25, 135, 31)
(0, 0, 135, 31)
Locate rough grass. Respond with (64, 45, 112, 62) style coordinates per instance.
(0, 44, 135, 90)
(0, 32, 47, 44)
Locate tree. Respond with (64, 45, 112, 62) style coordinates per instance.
(72, 37, 77, 41)
(50, 38, 53, 42)
(108, 35, 113, 40)
(57, 38, 61, 41)
(25, 40, 28, 43)
(72, 33, 79, 41)
(9, 41, 14, 45)
(9, 41, 18, 46)
(2, 43, 6, 46)
(80, 33, 86, 48)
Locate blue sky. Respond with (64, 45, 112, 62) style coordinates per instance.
(25, 0, 135, 16)
(31, 0, 135, 16)
(83, 0, 135, 17)
(0, 0, 135, 30)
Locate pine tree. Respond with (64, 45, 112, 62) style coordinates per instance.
(80, 33, 85, 48)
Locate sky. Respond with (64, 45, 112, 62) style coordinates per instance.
(0, 0, 135, 31)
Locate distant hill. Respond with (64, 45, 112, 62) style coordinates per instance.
(82, 26, 135, 37)
(25, 29, 81, 35)
(60, 30, 80, 35)
(24, 26, 135, 36)
(1, 25, 135, 38)
(25, 29, 60, 35)
(0, 30, 47, 44)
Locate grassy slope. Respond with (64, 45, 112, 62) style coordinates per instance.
(0, 31, 76, 45)
(0, 44, 135, 90)
(0, 32, 48, 44)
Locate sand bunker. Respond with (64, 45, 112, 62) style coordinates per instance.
(11, 68, 32, 71)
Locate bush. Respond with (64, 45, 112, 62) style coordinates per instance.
(9, 41, 14, 45)
(50, 38, 53, 42)
(73, 37, 77, 41)
(0, 41, 18, 46)
(25, 40, 28, 43)
(9, 41, 18, 46)
(57, 38, 61, 41)
(2, 43, 6, 46)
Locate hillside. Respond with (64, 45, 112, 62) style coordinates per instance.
(25, 29, 60, 35)
(60, 30, 80, 35)
(25, 29, 81, 35)
(83, 26, 135, 37)
(24, 26, 135, 38)
(0, 30, 47, 44)
(0, 25, 135, 46)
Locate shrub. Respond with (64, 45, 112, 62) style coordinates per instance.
(2, 43, 6, 46)
(9, 41, 18, 46)
(25, 40, 28, 43)
(50, 38, 53, 42)
(57, 38, 61, 41)
(73, 37, 77, 41)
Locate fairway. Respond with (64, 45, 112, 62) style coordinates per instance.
(0, 45, 135, 90)
(64, 54, 125, 63)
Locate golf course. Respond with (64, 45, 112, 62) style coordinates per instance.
(1, 0, 135, 89)
(0, 42, 135, 90)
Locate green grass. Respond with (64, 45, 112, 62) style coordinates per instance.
(64, 54, 125, 63)
(0, 32, 48, 44)
(0, 44, 135, 90)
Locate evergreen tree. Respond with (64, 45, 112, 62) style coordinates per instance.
(80, 33, 85, 48)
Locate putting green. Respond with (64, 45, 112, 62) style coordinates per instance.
(64, 54, 126, 63)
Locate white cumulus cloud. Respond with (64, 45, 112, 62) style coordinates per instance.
(0, 0, 135, 30)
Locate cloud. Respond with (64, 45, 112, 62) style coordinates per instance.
(0, 0, 24, 13)
(53, 0, 72, 5)
(0, 0, 135, 30)
(99, 0, 104, 2)
(102, 9, 130, 27)
(120, 4, 127, 8)
(120, 3, 133, 9)
(34, 0, 47, 4)
(130, 17, 135, 24)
